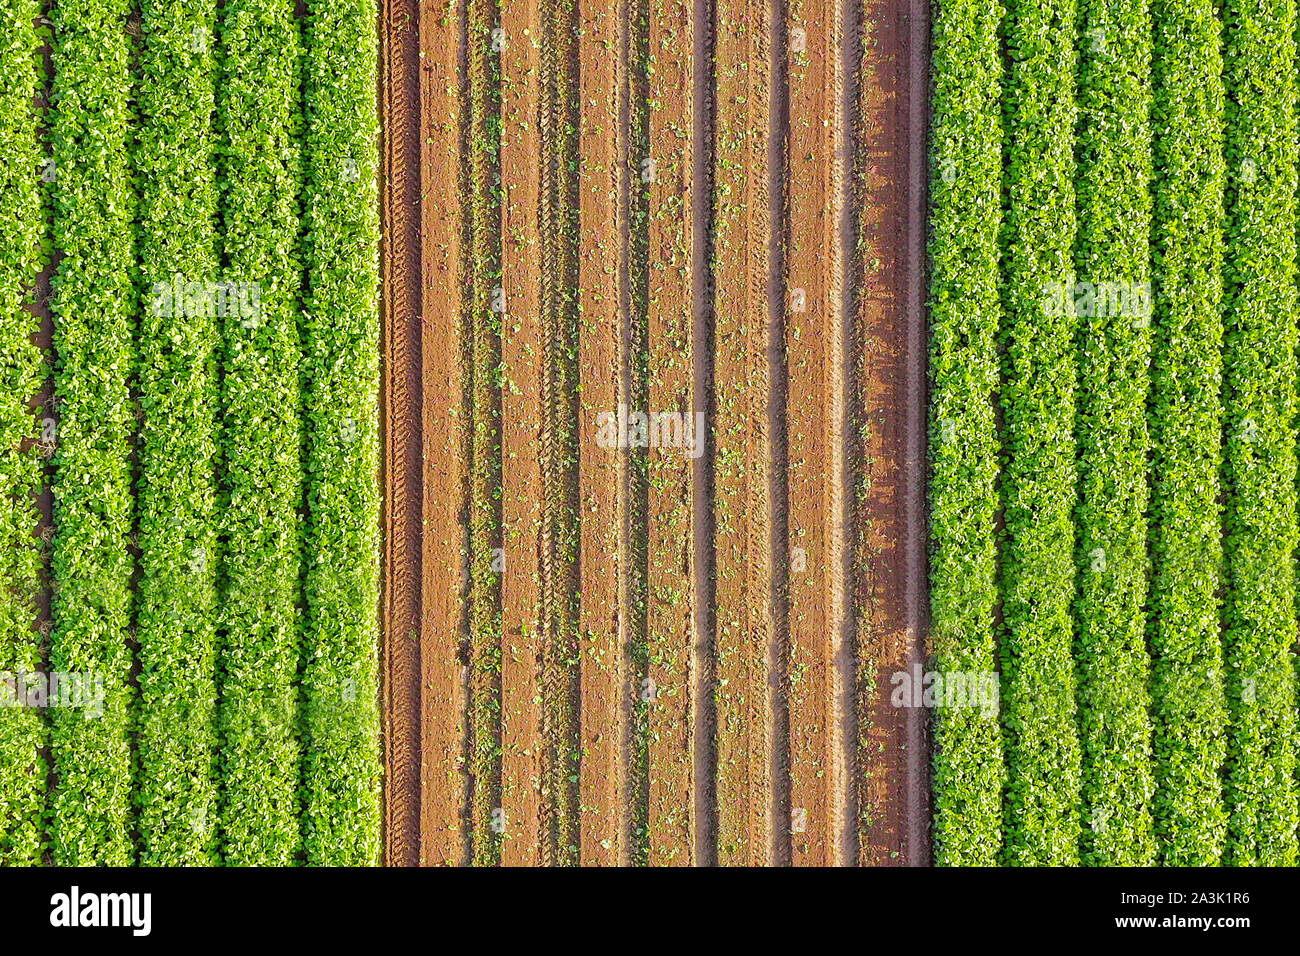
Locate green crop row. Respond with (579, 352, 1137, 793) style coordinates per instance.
(1071, 0, 1156, 866)
(997, 0, 1082, 867)
(1220, 0, 1299, 866)
(1147, 0, 1228, 865)
(215, 0, 304, 867)
(466, 0, 504, 868)
(0, 0, 46, 867)
(132, 0, 221, 867)
(299, 0, 383, 865)
(46, 0, 137, 865)
(926, 0, 1005, 867)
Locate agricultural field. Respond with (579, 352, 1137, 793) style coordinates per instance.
(3, 0, 1296, 872)
(930, 0, 1300, 865)
(381, 0, 1300, 867)
(0, 2, 380, 864)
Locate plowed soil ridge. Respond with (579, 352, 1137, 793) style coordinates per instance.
(539, 0, 582, 864)
(784, 0, 845, 867)
(711, 0, 774, 867)
(499, 0, 547, 866)
(418, 0, 470, 867)
(644, 0, 696, 865)
(576, 0, 626, 866)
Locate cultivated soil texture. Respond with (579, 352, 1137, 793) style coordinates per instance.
(379, 0, 929, 865)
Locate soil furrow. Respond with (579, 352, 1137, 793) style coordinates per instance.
(419, 0, 469, 867)
(712, 0, 774, 867)
(577, 0, 626, 866)
(622, 0, 650, 863)
(380, 0, 423, 870)
(900, 0, 930, 865)
(835, 0, 862, 866)
(690, 0, 717, 867)
(499, 0, 547, 865)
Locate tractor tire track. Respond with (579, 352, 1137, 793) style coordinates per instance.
(380, 0, 423, 870)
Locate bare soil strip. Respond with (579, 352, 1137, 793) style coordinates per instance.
(380, 0, 423, 870)
(901, 0, 929, 863)
(784, 0, 844, 867)
(854, 0, 929, 866)
(643, 0, 696, 865)
(418, 0, 469, 867)
(499, 0, 547, 865)
(376, 0, 930, 866)
(712, 0, 774, 867)
(577, 0, 626, 866)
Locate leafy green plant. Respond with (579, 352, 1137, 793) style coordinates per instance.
(927, 0, 1005, 867)
(132, 0, 222, 867)
(1220, 0, 1299, 866)
(47, 0, 137, 866)
(1072, 0, 1156, 866)
(997, 0, 1082, 867)
(299, 0, 383, 866)
(0, 0, 47, 867)
(1148, 0, 1228, 866)
(214, 0, 304, 867)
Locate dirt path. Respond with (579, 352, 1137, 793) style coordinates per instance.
(417, 0, 470, 867)
(784, 0, 846, 868)
(577, 0, 626, 866)
(854, 0, 929, 866)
